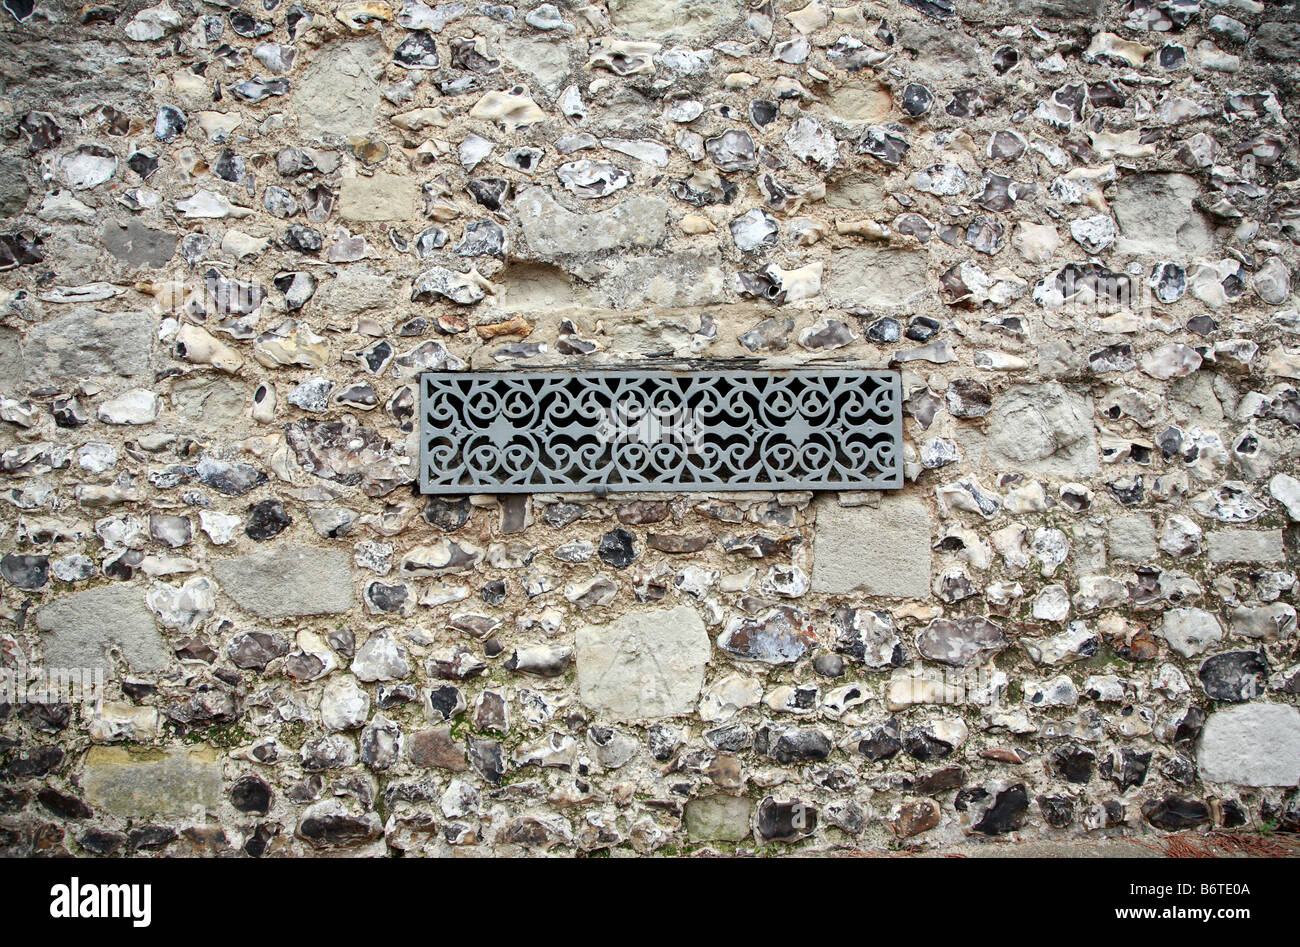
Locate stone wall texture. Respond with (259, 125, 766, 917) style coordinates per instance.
(2, 0, 1300, 856)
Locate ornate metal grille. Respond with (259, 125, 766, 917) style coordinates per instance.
(419, 368, 902, 494)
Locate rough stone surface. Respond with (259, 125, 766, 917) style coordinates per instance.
(81, 746, 223, 819)
(212, 547, 353, 618)
(1198, 705, 1300, 787)
(576, 606, 710, 720)
(2, 0, 1298, 860)
(812, 495, 932, 598)
(35, 584, 170, 673)
(21, 309, 152, 385)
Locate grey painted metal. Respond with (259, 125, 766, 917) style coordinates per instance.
(419, 368, 903, 494)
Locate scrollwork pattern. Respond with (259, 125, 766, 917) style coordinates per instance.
(420, 370, 902, 494)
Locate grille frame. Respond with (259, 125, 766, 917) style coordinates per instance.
(419, 367, 904, 495)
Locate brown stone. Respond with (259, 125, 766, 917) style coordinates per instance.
(476, 315, 533, 339)
(647, 532, 710, 553)
(893, 798, 941, 839)
(407, 727, 467, 771)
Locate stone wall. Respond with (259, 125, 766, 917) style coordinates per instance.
(1, 0, 1299, 856)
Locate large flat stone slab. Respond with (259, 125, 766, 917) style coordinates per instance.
(22, 308, 152, 386)
(576, 605, 710, 720)
(35, 583, 170, 673)
(812, 494, 932, 598)
(1198, 703, 1300, 787)
(81, 745, 223, 819)
(212, 546, 353, 618)
(982, 383, 1098, 477)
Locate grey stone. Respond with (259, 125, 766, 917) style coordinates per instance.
(81, 745, 223, 819)
(513, 186, 668, 263)
(1198, 704, 1300, 787)
(293, 39, 383, 140)
(22, 308, 152, 385)
(1257, 22, 1300, 61)
(1108, 514, 1156, 562)
(983, 383, 1098, 477)
(101, 219, 178, 268)
(35, 583, 170, 673)
(212, 546, 353, 618)
(0, 328, 22, 393)
(825, 247, 929, 310)
(576, 605, 710, 720)
(1159, 608, 1224, 658)
(0, 155, 31, 216)
(811, 494, 932, 598)
(1113, 174, 1213, 258)
(962, 0, 1105, 25)
(685, 795, 753, 842)
(1207, 530, 1284, 564)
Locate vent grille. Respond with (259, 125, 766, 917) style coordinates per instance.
(419, 369, 903, 494)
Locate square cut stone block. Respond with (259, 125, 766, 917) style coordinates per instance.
(1207, 529, 1284, 564)
(811, 493, 932, 598)
(81, 745, 223, 819)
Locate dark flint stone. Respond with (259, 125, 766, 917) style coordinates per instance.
(129, 825, 177, 850)
(972, 784, 1029, 835)
(770, 728, 831, 764)
(1103, 748, 1152, 791)
(423, 496, 470, 531)
(365, 582, 409, 613)
(468, 737, 506, 785)
(6, 745, 64, 778)
(914, 765, 965, 795)
(901, 0, 954, 18)
(394, 30, 440, 68)
(1, 553, 48, 590)
(245, 499, 291, 540)
(78, 828, 126, 855)
(901, 83, 933, 117)
(1198, 650, 1268, 701)
(705, 723, 752, 752)
(756, 797, 817, 843)
(1038, 794, 1074, 828)
(230, 775, 272, 814)
(297, 811, 379, 846)
(857, 718, 901, 761)
(427, 685, 462, 721)
(1143, 796, 1209, 831)
(227, 631, 289, 670)
(37, 788, 92, 820)
(230, 12, 274, 36)
(481, 578, 506, 605)
(904, 727, 953, 761)
(1051, 744, 1095, 783)
(597, 528, 637, 569)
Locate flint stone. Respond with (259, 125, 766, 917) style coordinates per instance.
(212, 546, 353, 618)
(1198, 704, 1300, 787)
(811, 494, 932, 598)
(81, 745, 222, 819)
(35, 584, 170, 673)
(22, 308, 152, 385)
(982, 383, 1098, 477)
(576, 605, 710, 720)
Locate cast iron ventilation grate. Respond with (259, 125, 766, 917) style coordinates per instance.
(419, 368, 903, 494)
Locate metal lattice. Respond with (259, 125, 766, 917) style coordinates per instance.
(419, 368, 903, 494)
